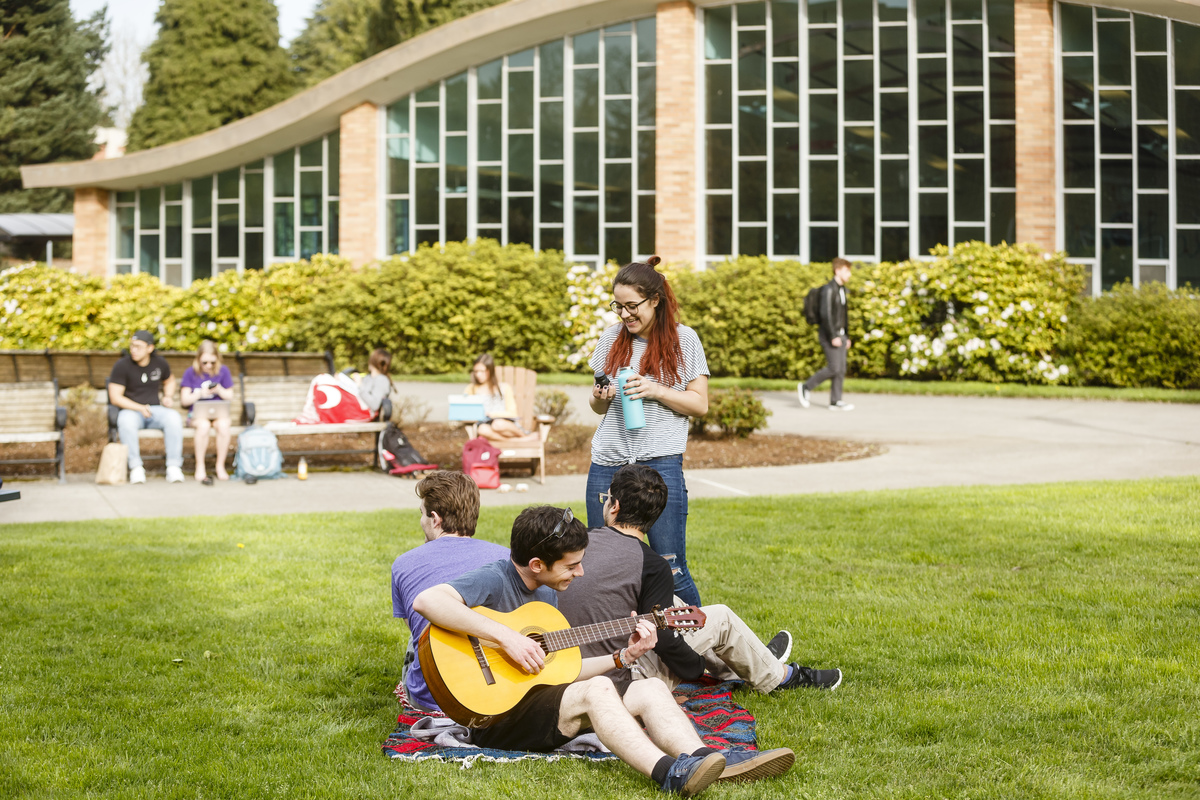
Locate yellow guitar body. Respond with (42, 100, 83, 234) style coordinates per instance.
(418, 601, 583, 728)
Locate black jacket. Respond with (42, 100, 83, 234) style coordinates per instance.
(818, 279, 848, 342)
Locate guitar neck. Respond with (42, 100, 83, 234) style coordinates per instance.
(540, 613, 656, 654)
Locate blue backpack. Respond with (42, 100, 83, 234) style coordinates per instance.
(234, 425, 284, 481)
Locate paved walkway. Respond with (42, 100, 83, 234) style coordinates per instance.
(2, 385, 1197, 525)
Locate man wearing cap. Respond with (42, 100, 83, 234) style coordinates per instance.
(107, 330, 185, 484)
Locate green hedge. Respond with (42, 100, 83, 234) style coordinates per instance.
(3, 242, 1197, 388)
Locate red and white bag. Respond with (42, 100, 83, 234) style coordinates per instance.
(462, 437, 501, 489)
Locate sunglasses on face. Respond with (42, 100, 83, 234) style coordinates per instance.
(200, 359, 217, 366)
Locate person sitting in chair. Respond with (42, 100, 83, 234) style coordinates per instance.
(107, 330, 184, 485)
(179, 340, 234, 485)
(464, 353, 528, 441)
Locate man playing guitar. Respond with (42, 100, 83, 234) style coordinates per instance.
(413, 505, 794, 796)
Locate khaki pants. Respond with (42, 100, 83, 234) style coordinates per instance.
(630, 603, 786, 693)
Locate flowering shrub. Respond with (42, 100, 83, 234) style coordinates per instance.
(692, 387, 772, 438)
(562, 261, 620, 369)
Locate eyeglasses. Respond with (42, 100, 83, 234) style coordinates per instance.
(530, 507, 573, 552)
(609, 298, 650, 315)
(597, 492, 612, 505)
(200, 359, 217, 366)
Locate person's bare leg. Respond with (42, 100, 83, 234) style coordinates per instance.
(621, 678, 706, 756)
(557, 677, 670, 777)
(193, 418, 211, 481)
(486, 418, 526, 439)
(214, 418, 231, 480)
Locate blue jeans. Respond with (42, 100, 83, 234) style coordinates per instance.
(117, 406, 184, 470)
(585, 455, 701, 607)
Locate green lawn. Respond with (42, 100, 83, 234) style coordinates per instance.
(398, 372, 1200, 404)
(2, 478, 1198, 798)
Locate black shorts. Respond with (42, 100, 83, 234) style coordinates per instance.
(469, 676, 631, 753)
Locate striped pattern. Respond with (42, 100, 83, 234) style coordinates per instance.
(588, 324, 709, 466)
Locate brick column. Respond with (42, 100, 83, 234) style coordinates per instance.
(655, 1, 698, 267)
(72, 187, 109, 278)
(1015, 0, 1056, 251)
(339, 102, 379, 264)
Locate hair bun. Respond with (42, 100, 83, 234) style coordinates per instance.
(646, 255, 662, 267)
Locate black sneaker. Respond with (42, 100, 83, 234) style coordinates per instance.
(717, 747, 795, 782)
(658, 751, 726, 796)
(778, 663, 842, 691)
(765, 631, 792, 663)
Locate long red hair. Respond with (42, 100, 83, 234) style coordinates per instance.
(603, 257, 684, 385)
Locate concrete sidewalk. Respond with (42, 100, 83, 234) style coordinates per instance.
(2, 386, 1197, 525)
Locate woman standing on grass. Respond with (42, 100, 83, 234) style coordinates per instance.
(586, 257, 710, 607)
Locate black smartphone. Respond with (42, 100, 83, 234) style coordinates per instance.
(594, 373, 610, 388)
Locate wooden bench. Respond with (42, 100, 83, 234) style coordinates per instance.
(466, 366, 555, 484)
(0, 381, 66, 482)
(242, 375, 392, 460)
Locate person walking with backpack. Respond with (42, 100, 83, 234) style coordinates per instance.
(798, 258, 855, 411)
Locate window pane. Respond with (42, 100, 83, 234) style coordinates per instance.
(880, 0, 908, 23)
(300, 231, 322, 259)
(509, 134, 533, 192)
(739, 2, 766, 25)
(773, 0, 799, 57)
(416, 106, 439, 162)
(446, 136, 467, 194)
(990, 191, 1016, 244)
(446, 73, 467, 131)
(1101, 228, 1133, 289)
(139, 187, 160, 229)
(844, 194, 875, 255)
(991, 124, 1016, 187)
(140, 234, 159, 277)
(707, 64, 732, 124)
(1138, 193, 1168, 259)
(844, 0, 873, 55)
(328, 200, 338, 254)
(638, 130, 656, 190)
(541, 164, 564, 223)
(845, 126, 875, 187)
(739, 29, 767, 91)
(881, 93, 909, 154)
(773, 193, 801, 255)
(606, 163, 632, 222)
(606, 35, 631, 95)
(477, 59, 502, 99)
(916, 0, 947, 53)
(989, 0, 1014, 51)
(739, 95, 767, 156)
(541, 41, 564, 97)
(244, 172, 264, 228)
(1097, 21, 1131, 86)
(1099, 90, 1132, 153)
(990, 56, 1015, 119)
(705, 5, 731, 59)
(217, 204, 238, 258)
(1176, 90, 1200, 155)
(575, 69, 599, 127)
(953, 24, 984, 86)
(1100, 160, 1133, 223)
(638, 195, 655, 255)
(809, 30, 838, 89)
(810, 226, 838, 261)
(273, 152, 294, 197)
(478, 168, 502, 224)
(1176, 160, 1200, 225)
(738, 161, 767, 221)
(882, 226, 910, 260)
(245, 232, 263, 270)
(955, 225, 985, 244)
(327, 132, 339, 196)
(810, 161, 838, 221)
(541, 101, 564, 159)
(1175, 21, 1200, 85)
(1138, 124, 1169, 188)
(388, 137, 410, 194)
(919, 193, 948, 252)
(575, 31, 599, 64)
(607, 227, 633, 265)
(575, 131, 598, 189)
(1062, 125, 1094, 188)
(954, 92, 985, 152)
(165, 205, 182, 258)
(192, 234, 212, 278)
(541, 227, 564, 252)
(1137, 56, 1167, 120)
(191, 177, 212, 227)
(575, 195, 599, 253)
(606, 99, 631, 158)
(1134, 14, 1166, 52)
(164, 183, 182, 203)
(217, 169, 239, 201)
(387, 97, 410, 135)
(300, 172, 322, 226)
(416, 85, 438, 103)
(810, 94, 838, 154)
(509, 196, 534, 246)
(299, 139, 322, 167)
(919, 59, 947, 120)
(810, 0, 837, 24)
(274, 203, 294, 257)
(1064, 193, 1096, 256)
(774, 128, 800, 188)
(637, 17, 656, 62)
(478, 105, 501, 161)
(880, 27, 908, 89)
(955, 158, 985, 220)
(844, 61, 874, 121)
(919, 126, 948, 186)
(882, 160, 909, 220)
(707, 195, 732, 254)
(1178, 230, 1200, 287)
(504, 70, 533, 131)
(1062, 56, 1094, 120)
(739, 226, 766, 257)
(1060, 3, 1093, 53)
(774, 62, 799, 122)
(638, 66, 656, 126)
(952, 0, 981, 20)
(387, 199, 409, 254)
(707, 130, 733, 189)
(415, 169, 438, 225)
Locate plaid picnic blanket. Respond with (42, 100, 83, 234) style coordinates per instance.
(382, 679, 756, 766)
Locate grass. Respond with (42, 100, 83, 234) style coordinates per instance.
(2, 478, 1199, 798)
(396, 372, 1200, 404)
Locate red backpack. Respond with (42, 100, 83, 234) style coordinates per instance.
(462, 437, 502, 489)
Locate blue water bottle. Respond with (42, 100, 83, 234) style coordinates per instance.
(616, 367, 646, 430)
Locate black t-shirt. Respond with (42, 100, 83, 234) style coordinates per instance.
(109, 353, 171, 406)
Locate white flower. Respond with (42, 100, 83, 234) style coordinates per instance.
(932, 340, 946, 357)
(990, 338, 1001, 350)
(957, 345, 966, 355)
(1060, 315, 1069, 323)
(870, 328, 883, 338)
(207, 321, 217, 331)
(1001, 304, 1015, 319)
(899, 299, 907, 307)
(898, 345, 907, 352)
(1020, 300, 1034, 312)
(975, 305, 990, 315)
(901, 285, 912, 297)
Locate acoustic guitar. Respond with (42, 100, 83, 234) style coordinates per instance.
(418, 601, 707, 727)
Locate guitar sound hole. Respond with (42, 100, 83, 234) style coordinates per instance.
(525, 631, 552, 658)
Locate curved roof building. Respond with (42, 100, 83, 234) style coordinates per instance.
(21, 0, 1200, 292)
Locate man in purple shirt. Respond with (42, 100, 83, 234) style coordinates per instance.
(391, 471, 509, 710)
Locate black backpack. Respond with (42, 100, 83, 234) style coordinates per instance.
(803, 285, 823, 326)
(377, 423, 438, 477)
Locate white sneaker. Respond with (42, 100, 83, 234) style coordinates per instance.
(797, 383, 811, 408)
(166, 466, 185, 483)
(129, 466, 146, 484)
(829, 401, 855, 411)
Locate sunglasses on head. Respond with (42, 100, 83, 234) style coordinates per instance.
(530, 507, 574, 553)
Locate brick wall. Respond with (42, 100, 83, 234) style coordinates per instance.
(655, 1, 698, 267)
(72, 187, 109, 278)
(1015, 0, 1057, 251)
(339, 102, 379, 264)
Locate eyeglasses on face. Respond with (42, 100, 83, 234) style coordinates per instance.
(530, 507, 573, 552)
(597, 492, 612, 505)
(200, 359, 217, 366)
(609, 297, 650, 315)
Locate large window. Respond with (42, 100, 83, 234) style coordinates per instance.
(701, 0, 1015, 264)
(1059, 2, 1199, 291)
(383, 19, 657, 267)
(111, 133, 340, 284)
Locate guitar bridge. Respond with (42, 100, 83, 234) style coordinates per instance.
(468, 636, 496, 685)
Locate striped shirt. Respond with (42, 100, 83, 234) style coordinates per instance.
(588, 324, 710, 466)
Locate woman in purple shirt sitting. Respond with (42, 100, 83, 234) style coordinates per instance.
(180, 340, 234, 485)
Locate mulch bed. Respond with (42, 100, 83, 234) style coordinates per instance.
(1, 422, 882, 480)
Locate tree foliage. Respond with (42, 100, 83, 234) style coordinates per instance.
(126, 0, 296, 152)
(0, 0, 107, 212)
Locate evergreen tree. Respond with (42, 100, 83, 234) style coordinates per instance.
(126, 0, 296, 152)
(288, 0, 374, 88)
(365, 0, 503, 58)
(0, 0, 107, 213)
